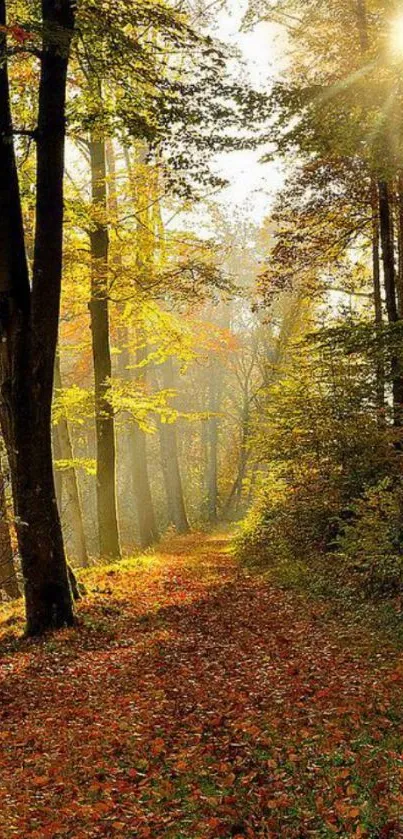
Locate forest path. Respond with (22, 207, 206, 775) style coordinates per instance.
(0, 532, 403, 838)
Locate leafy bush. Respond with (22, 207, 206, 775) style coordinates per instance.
(336, 479, 403, 595)
(239, 331, 403, 599)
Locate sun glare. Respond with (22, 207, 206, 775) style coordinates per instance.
(390, 13, 403, 57)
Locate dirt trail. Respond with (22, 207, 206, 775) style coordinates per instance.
(0, 533, 402, 838)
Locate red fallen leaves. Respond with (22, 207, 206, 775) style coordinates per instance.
(150, 736, 166, 756)
(0, 532, 403, 838)
(31, 775, 51, 787)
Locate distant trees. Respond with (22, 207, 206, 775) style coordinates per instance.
(53, 355, 89, 568)
(157, 358, 190, 535)
(0, 0, 271, 633)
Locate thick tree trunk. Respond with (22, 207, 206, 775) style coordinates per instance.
(0, 0, 75, 635)
(158, 359, 189, 534)
(89, 135, 121, 560)
(54, 355, 89, 566)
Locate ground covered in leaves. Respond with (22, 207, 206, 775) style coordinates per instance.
(0, 533, 403, 838)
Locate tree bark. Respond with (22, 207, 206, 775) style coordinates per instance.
(397, 173, 403, 319)
(54, 354, 89, 566)
(52, 422, 63, 513)
(0, 460, 19, 599)
(158, 359, 189, 534)
(89, 135, 121, 560)
(378, 182, 398, 323)
(378, 181, 403, 424)
(0, 0, 75, 635)
(355, 2, 403, 426)
(371, 181, 385, 417)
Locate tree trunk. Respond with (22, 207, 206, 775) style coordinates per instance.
(206, 357, 222, 523)
(223, 402, 250, 518)
(158, 359, 189, 534)
(378, 181, 403, 424)
(200, 415, 209, 519)
(397, 173, 403, 319)
(106, 141, 157, 548)
(131, 422, 159, 548)
(54, 355, 89, 566)
(131, 338, 158, 548)
(0, 0, 75, 635)
(378, 182, 398, 323)
(105, 141, 135, 541)
(52, 421, 63, 513)
(371, 181, 385, 417)
(0, 461, 19, 599)
(89, 135, 121, 560)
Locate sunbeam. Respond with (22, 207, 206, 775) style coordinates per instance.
(390, 12, 403, 57)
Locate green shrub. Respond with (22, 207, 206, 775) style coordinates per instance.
(336, 479, 403, 595)
(239, 331, 403, 601)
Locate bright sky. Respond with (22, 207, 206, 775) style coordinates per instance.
(66, 3, 286, 239)
(209, 1, 286, 225)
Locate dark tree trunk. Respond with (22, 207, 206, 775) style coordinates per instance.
(158, 359, 189, 534)
(0, 0, 75, 635)
(378, 181, 403, 425)
(371, 181, 385, 417)
(89, 135, 121, 560)
(397, 173, 403, 319)
(54, 355, 89, 566)
(378, 182, 398, 323)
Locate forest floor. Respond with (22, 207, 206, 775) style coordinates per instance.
(0, 532, 403, 839)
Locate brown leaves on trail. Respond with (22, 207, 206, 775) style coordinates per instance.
(0, 533, 403, 838)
